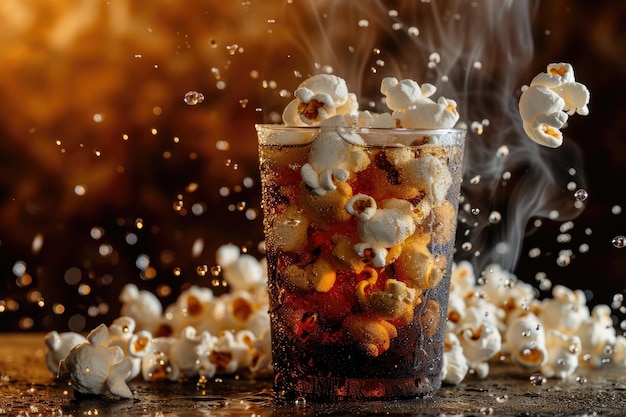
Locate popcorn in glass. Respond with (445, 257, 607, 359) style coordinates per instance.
(258, 123, 465, 401)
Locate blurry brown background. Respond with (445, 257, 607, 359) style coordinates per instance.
(0, 0, 625, 333)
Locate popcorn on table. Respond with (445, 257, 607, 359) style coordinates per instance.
(58, 324, 133, 398)
(46, 243, 626, 398)
(518, 62, 590, 147)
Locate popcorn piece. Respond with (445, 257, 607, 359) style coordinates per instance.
(250, 327, 273, 374)
(441, 332, 469, 385)
(363, 279, 418, 325)
(518, 85, 568, 148)
(207, 290, 264, 332)
(167, 285, 214, 332)
(395, 96, 460, 129)
(576, 304, 617, 368)
(531, 63, 590, 116)
(267, 206, 310, 252)
(419, 298, 442, 339)
(169, 326, 211, 379)
(394, 240, 446, 292)
(217, 243, 267, 292)
(343, 313, 398, 357)
(542, 329, 581, 379)
(380, 77, 459, 129)
(282, 74, 357, 126)
(504, 312, 548, 369)
(109, 316, 152, 381)
(353, 110, 396, 128)
(281, 256, 337, 293)
(58, 324, 133, 399)
(330, 234, 367, 273)
(380, 77, 437, 111)
(345, 194, 416, 267)
(300, 128, 370, 196)
(480, 264, 537, 320)
(457, 307, 502, 379)
(519, 62, 590, 147)
(612, 335, 626, 368)
(446, 291, 467, 333)
(423, 201, 457, 245)
(141, 337, 178, 382)
(119, 284, 163, 334)
(391, 152, 453, 206)
(538, 285, 590, 335)
(450, 260, 477, 296)
(301, 181, 353, 227)
(204, 330, 253, 374)
(44, 331, 88, 376)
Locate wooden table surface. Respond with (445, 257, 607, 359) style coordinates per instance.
(1, 333, 625, 417)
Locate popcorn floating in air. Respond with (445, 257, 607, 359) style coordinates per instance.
(519, 62, 590, 147)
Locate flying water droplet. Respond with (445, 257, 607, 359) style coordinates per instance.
(529, 373, 546, 386)
(612, 235, 625, 248)
(488, 211, 501, 224)
(574, 189, 588, 201)
(184, 91, 205, 105)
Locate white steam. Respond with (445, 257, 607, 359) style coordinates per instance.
(270, 0, 587, 272)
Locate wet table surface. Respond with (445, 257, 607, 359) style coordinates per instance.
(1, 333, 626, 417)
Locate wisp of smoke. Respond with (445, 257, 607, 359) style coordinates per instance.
(271, 0, 587, 273)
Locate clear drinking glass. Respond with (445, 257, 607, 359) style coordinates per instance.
(257, 125, 466, 402)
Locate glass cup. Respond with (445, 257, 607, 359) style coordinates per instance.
(257, 125, 466, 402)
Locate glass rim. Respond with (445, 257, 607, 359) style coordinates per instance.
(256, 124, 466, 148)
(255, 123, 467, 135)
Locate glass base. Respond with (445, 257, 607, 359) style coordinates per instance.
(275, 375, 441, 402)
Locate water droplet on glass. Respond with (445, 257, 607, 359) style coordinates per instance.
(210, 266, 222, 277)
(574, 189, 588, 201)
(294, 396, 307, 407)
(575, 376, 587, 384)
(471, 207, 480, 215)
(612, 235, 625, 248)
(184, 91, 204, 105)
(612, 205, 623, 215)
